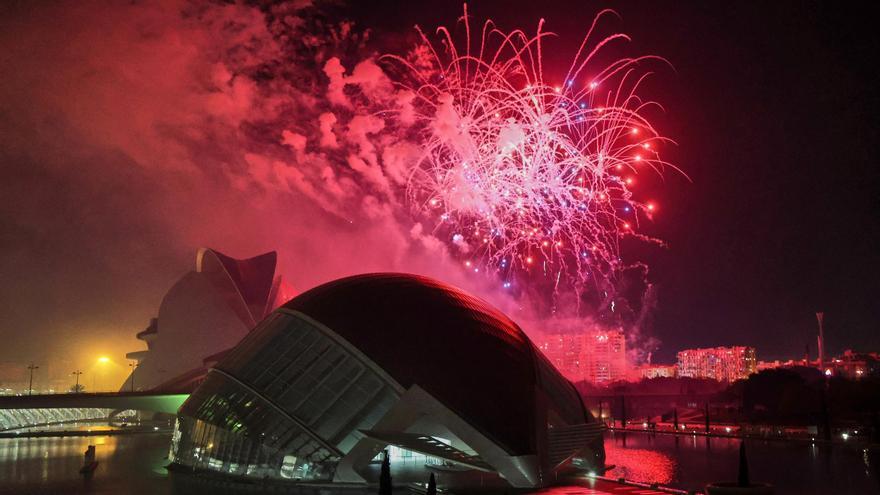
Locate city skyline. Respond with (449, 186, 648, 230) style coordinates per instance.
(6, 325, 874, 394)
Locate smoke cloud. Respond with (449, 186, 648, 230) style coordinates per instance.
(0, 0, 657, 379)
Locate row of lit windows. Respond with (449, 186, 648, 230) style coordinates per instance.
(173, 375, 339, 480)
(172, 311, 402, 480)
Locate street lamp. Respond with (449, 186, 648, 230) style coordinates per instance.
(28, 362, 40, 395)
(27, 363, 39, 396)
(128, 361, 138, 392)
(72, 370, 83, 393)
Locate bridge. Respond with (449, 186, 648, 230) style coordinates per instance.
(0, 392, 189, 432)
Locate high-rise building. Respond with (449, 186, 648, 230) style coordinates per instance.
(676, 346, 757, 382)
(536, 329, 627, 384)
(583, 331, 627, 383)
(535, 334, 582, 378)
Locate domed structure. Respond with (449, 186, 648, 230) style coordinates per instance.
(170, 274, 604, 488)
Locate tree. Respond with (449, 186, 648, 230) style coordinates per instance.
(69, 384, 86, 393)
(426, 472, 437, 495)
(379, 449, 392, 495)
(737, 441, 750, 487)
(740, 368, 822, 423)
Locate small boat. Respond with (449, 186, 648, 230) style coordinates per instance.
(80, 445, 99, 475)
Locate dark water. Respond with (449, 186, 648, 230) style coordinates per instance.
(606, 430, 880, 494)
(1, 431, 878, 494)
(0, 433, 171, 495)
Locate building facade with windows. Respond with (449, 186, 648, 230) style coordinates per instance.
(676, 346, 757, 382)
(169, 274, 605, 488)
(636, 364, 677, 380)
(536, 330, 628, 384)
(823, 350, 880, 379)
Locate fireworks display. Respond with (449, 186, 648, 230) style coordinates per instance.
(384, 7, 680, 304)
(0, 0, 681, 322)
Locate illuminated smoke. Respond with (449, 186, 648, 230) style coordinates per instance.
(382, 6, 682, 309)
(0, 1, 678, 365)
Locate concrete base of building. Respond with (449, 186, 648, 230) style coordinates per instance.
(705, 482, 774, 495)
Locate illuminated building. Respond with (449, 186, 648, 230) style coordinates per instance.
(169, 274, 605, 488)
(756, 360, 784, 371)
(535, 333, 583, 380)
(583, 331, 627, 383)
(122, 248, 294, 391)
(536, 329, 627, 384)
(676, 346, 757, 382)
(636, 364, 677, 379)
(823, 350, 880, 379)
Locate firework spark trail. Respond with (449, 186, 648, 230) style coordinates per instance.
(383, 6, 682, 304)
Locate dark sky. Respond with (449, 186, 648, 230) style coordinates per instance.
(0, 1, 877, 376)
(617, 0, 880, 361)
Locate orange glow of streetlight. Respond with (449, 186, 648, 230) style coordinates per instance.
(97, 356, 110, 364)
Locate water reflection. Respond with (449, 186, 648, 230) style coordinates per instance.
(0, 434, 169, 495)
(1, 431, 878, 495)
(604, 430, 880, 494)
(0, 435, 118, 484)
(605, 443, 675, 484)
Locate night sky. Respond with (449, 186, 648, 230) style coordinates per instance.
(0, 1, 877, 381)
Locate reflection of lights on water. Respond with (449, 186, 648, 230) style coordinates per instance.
(605, 443, 675, 484)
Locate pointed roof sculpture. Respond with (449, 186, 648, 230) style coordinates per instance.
(123, 248, 295, 392)
(196, 248, 290, 328)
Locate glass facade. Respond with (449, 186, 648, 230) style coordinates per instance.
(171, 312, 400, 481)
